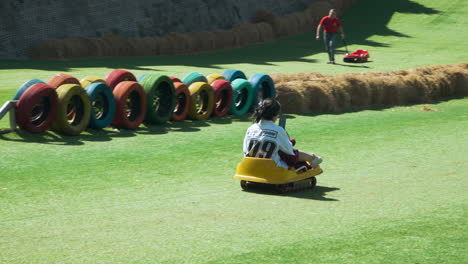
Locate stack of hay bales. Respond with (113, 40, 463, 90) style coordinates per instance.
(273, 63, 468, 114)
(30, 0, 357, 60)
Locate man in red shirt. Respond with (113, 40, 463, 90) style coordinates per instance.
(316, 9, 345, 64)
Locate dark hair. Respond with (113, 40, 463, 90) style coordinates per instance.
(252, 98, 281, 123)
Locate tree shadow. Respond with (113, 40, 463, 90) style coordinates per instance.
(242, 184, 340, 201)
(0, 0, 440, 71)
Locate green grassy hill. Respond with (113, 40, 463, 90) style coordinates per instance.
(0, 0, 467, 263)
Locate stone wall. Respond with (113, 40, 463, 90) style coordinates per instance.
(0, 0, 321, 59)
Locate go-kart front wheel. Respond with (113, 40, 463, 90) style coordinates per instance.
(240, 180, 249, 191)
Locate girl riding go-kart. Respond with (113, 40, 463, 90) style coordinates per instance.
(235, 98, 323, 193)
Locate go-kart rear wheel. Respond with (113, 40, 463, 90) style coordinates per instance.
(309, 176, 317, 189)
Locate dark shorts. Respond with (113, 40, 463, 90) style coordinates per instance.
(279, 149, 299, 167)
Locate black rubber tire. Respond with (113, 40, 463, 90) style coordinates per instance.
(52, 84, 91, 136)
(16, 83, 58, 133)
(139, 74, 176, 124)
(240, 180, 249, 190)
(310, 177, 317, 189)
(85, 82, 116, 129)
(275, 184, 288, 194)
(112, 81, 147, 130)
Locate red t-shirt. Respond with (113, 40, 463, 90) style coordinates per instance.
(319, 16, 341, 33)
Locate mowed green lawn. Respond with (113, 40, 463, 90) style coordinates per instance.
(0, 0, 467, 263)
(1, 99, 467, 263)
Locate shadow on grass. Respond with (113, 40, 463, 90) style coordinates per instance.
(242, 184, 340, 201)
(0, 114, 254, 145)
(0, 0, 440, 72)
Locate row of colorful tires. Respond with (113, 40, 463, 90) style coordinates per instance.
(12, 69, 275, 136)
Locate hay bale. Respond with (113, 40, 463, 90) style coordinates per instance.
(189, 31, 216, 52)
(253, 8, 275, 25)
(210, 30, 237, 50)
(272, 15, 299, 37)
(276, 82, 307, 114)
(255, 22, 275, 43)
(166, 32, 192, 55)
(327, 0, 345, 12)
(232, 23, 262, 45)
(30, 39, 65, 60)
(306, 1, 333, 18)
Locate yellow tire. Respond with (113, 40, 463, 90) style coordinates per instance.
(80, 76, 106, 88)
(206, 73, 225, 85)
(52, 84, 91, 136)
(187, 82, 214, 120)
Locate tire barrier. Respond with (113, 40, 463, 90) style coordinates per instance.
(211, 80, 233, 117)
(207, 74, 225, 84)
(171, 82, 191, 122)
(169, 76, 182, 83)
(13, 79, 45, 100)
(85, 82, 116, 129)
(52, 84, 91, 136)
(139, 74, 176, 124)
(104, 70, 137, 90)
(187, 82, 214, 120)
(248, 73, 276, 107)
(80, 76, 106, 88)
(182, 72, 208, 87)
(112, 81, 147, 130)
(137, 74, 148, 82)
(222, 69, 247, 82)
(230, 79, 254, 116)
(16, 83, 58, 133)
(6, 69, 277, 135)
(47, 73, 80, 88)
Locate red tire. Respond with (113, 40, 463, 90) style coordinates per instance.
(211, 80, 233, 117)
(16, 83, 58, 133)
(171, 82, 190, 122)
(47, 73, 80, 88)
(169, 76, 182, 83)
(105, 70, 137, 91)
(112, 81, 147, 129)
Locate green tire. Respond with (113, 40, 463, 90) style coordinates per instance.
(229, 79, 254, 116)
(139, 74, 176, 124)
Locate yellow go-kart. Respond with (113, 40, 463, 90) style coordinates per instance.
(234, 157, 323, 193)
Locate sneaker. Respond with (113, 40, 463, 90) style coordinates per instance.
(311, 155, 323, 168)
(327, 61, 332, 64)
(331, 61, 336, 64)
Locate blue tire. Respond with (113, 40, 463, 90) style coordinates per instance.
(182, 72, 208, 87)
(137, 74, 149, 83)
(14, 79, 45, 100)
(222, 69, 247, 82)
(85, 82, 116, 129)
(248, 74, 276, 106)
(229, 79, 254, 116)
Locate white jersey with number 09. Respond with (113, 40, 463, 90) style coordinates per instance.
(243, 119, 295, 168)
